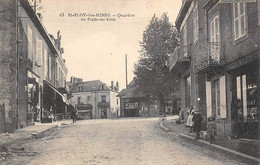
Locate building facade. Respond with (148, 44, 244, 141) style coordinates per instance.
(69, 79, 120, 119)
(169, 0, 259, 138)
(0, 0, 68, 133)
(117, 78, 160, 117)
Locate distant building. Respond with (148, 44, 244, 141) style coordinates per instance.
(117, 78, 153, 117)
(0, 0, 68, 133)
(69, 79, 120, 119)
(169, 0, 259, 138)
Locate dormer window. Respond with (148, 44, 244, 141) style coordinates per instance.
(77, 86, 83, 91)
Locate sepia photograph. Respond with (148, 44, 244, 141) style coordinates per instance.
(0, 0, 259, 164)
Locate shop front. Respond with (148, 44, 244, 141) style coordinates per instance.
(230, 61, 259, 139)
(42, 81, 68, 123)
(75, 104, 92, 120)
(124, 101, 139, 117)
(27, 71, 41, 125)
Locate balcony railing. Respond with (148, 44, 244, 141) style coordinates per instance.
(75, 104, 92, 110)
(98, 102, 110, 108)
(194, 42, 223, 73)
(169, 45, 190, 72)
(169, 47, 180, 71)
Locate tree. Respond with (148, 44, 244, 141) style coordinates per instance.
(134, 13, 180, 112)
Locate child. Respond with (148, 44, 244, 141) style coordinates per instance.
(207, 115, 217, 144)
(186, 106, 195, 133)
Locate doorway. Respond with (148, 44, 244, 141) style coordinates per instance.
(101, 109, 107, 119)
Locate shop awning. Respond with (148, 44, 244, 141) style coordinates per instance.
(43, 80, 69, 105)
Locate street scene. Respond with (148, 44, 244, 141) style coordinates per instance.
(0, 118, 250, 165)
(0, 0, 259, 164)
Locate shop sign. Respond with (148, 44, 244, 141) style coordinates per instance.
(226, 55, 256, 71)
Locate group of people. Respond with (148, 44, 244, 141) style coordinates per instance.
(186, 106, 216, 143)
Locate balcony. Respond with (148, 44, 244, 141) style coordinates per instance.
(169, 46, 190, 73)
(193, 42, 224, 73)
(75, 104, 92, 110)
(98, 102, 110, 108)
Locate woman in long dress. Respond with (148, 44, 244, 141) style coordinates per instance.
(186, 106, 194, 133)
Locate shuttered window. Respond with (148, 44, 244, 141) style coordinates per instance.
(36, 38, 42, 65)
(193, 2, 199, 42)
(27, 25, 33, 60)
(220, 76, 227, 118)
(206, 81, 212, 117)
(44, 49, 47, 77)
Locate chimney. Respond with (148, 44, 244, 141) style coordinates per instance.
(111, 81, 114, 90)
(116, 81, 119, 92)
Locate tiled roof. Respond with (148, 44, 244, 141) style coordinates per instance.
(117, 87, 146, 99)
(70, 80, 112, 93)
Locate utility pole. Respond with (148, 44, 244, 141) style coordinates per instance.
(125, 54, 128, 89)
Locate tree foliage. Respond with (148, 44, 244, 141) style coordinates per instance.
(134, 13, 180, 104)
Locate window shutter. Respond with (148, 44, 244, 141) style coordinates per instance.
(220, 75, 227, 118)
(36, 38, 42, 65)
(206, 81, 212, 117)
(242, 74, 247, 119)
(27, 25, 32, 60)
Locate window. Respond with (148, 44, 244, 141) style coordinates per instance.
(36, 38, 42, 65)
(233, 2, 247, 40)
(77, 86, 83, 92)
(77, 97, 81, 104)
(209, 15, 220, 62)
(236, 73, 258, 122)
(101, 95, 106, 102)
(27, 25, 33, 60)
(44, 49, 47, 77)
(48, 55, 51, 79)
(193, 2, 199, 42)
(56, 65, 59, 81)
(183, 23, 187, 57)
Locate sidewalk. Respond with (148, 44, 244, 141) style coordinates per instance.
(0, 120, 72, 152)
(160, 118, 260, 164)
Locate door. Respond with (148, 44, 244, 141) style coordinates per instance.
(101, 109, 107, 119)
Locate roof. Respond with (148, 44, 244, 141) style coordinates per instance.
(70, 80, 113, 93)
(117, 87, 147, 99)
(175, 0, 193, 31)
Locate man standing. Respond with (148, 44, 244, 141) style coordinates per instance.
(192, 109, 203, 140)
(72, 106, 78, 123)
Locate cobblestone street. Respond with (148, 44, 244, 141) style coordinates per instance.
(1, 118, 246, 165)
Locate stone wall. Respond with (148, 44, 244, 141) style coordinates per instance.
(0, 0, 18, 133)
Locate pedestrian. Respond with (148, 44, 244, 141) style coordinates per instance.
(207, 114, 217, 144)
(192, 109, 203, 140)
(72, 107, 78, 123)
(186, 106, 194, 133)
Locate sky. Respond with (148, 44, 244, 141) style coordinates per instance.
(39, 0, 182, 90)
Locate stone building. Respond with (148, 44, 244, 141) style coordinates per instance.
(169, 0, 259, 138)
(0, 0, 68, 133)
(69, 78, 120, 119)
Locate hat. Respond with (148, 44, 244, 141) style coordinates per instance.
(194, 109, 201, 114)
